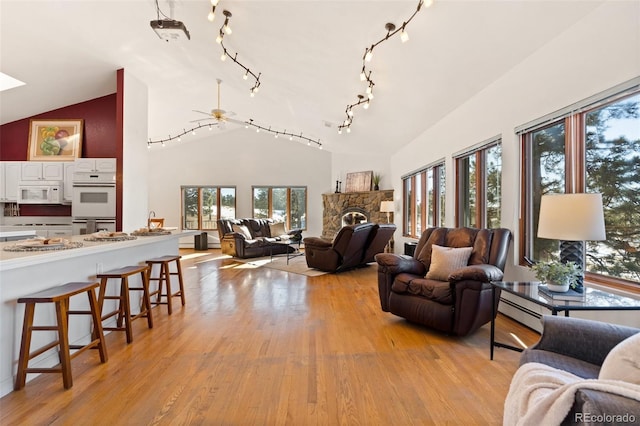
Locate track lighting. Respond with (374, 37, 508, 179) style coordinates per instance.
(211, 0, 219, 5)
(400, 25, 409, 43)
(338, 0, 427, 134)
(207, 6, 216, 22)
(209, 8, 262, 95)
(243, 119, 322, 148)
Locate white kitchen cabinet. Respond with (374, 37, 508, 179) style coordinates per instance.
(20, 162, 64, 181)
(0, 163, 4, 200)
(63, 162, 75, 202)
(73, 158, 116, 173)
(1, 162, 21, 201)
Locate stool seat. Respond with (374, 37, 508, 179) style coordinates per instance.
(97, 265, 153, 343)
(146, 255, 185, 315)
(15, 281, 108, 390)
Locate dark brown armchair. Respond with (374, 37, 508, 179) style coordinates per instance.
(303, 223, 376, 273)
(375, 227, 511, 336)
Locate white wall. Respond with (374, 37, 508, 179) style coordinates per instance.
(122, 70, 150, 231)
(386, 2, 640, 327)
(331, 152, 391, 192)
(147, 128, 331, 243)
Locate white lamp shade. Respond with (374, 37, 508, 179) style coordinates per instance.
(537, 193, 606, 241)
(380, 201, 394, 213)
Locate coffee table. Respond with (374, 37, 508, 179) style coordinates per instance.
(490, 281, 640, 359)
(269, 239, 303, 265)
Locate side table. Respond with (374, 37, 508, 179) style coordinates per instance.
(490, 281, 640, 360)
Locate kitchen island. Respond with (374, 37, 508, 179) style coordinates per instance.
(0, 230, 198, 397)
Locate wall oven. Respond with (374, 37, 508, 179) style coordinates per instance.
(72, 172, 116, 219)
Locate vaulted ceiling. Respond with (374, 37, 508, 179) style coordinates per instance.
(0, 0, 605, 155)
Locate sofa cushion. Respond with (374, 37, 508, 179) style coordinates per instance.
(599, 332, 640, 385)
(391, 273, 453, 304)
(232, 224, 252, 240)
(425, 245, 473, 281)
(520, 348, 600, 379)
(269, 222, 287, 238)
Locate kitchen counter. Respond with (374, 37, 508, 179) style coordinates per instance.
(0, 230, 198, 396)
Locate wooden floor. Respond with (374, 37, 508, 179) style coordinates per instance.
(0, 249, 539, 425)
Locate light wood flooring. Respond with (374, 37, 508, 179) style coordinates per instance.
(0, 249, 539, 425)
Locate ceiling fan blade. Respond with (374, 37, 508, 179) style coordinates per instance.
(193, 110, 213, 116)
(189, 118, 217, 123)
(226, 117, 245, 125)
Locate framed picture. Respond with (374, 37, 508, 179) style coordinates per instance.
(344, 171, 373, 192)
(27, 119, 83, 161)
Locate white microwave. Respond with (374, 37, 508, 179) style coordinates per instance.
(17, 181, 64, 204)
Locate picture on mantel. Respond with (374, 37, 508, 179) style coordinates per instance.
(344, 171, 373, 192)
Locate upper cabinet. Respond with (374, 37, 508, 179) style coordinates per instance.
(20, 162, 64, 181)
(74, 158, 116, 173)
(1, 162, 22, 201)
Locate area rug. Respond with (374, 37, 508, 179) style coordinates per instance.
(231, 253, 328, 277)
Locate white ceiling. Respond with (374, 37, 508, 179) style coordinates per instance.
(0, 0, 605, 155)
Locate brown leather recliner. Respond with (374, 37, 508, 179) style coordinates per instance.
(375, 227, 511, 336)
(303, 223, 376, 272)
(362, 223, 397, 264)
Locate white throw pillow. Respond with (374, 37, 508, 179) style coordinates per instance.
(425, 244, 473, 281)
(269, 222, 287, 237)
(599, 332, 640, 385)
(232, 224, 252, 240)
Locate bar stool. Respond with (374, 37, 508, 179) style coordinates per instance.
(14, 281, 108, 390)
(146, 255, 185, 315)
(96, 265, 153, 344)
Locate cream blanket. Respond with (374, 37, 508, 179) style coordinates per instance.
(504, 362, 640, 426)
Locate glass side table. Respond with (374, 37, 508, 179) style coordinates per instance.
(489, 281, 640, 360)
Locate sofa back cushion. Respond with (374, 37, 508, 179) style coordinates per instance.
(242, 219, 273, 238)
(333, 223, 375, 269)
(415, 227, 511, 272)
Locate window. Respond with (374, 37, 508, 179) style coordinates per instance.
(402, 162, 445, 238)
(455, 139, 502, 228)
(520, 81, 640, 286)
(252, 186, 307, 230)
(181, 186, 236, 230)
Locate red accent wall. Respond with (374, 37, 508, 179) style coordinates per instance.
(0, 92, 121, 218)
(0, 94, 117, 161)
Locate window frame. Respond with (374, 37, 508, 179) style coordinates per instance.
(402, 161, 445, 238)
(454, 138, 502, 229)
(180, 185, 236, 231)
(519, 78, 640, 290)
(251, 185, 308, 231)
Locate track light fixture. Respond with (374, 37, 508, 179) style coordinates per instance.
(338, 0, 430, 133)
(244, 119, 322, 148)
(208, 7, 262, 95)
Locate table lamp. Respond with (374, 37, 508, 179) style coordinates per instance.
(380, 201, 394, 223)
(537, 193, 606, 292)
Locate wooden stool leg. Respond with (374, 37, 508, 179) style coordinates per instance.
(87, 288, 108, 363)
(14, 303, 35, 390)
(54, 299, 73, 389)
(121, 277, 133, 344)
(141, 269, 154, 328)
(175, 259, 186, 306)
(163, 263, 173, 315)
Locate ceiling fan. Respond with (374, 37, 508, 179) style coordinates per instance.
(192, 78, 242, 126)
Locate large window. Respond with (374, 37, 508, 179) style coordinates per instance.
(455, 139, 502, 228)
(520, 81, 640, 286)
(182, 186, 236, 230)
(402, 162, 445, 238)
(252, 186, 307, 230)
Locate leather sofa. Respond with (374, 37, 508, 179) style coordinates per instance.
(217, 218, 302, 259)
(375, 227, 511, 336)
(303, 223, 396, 273)
(505, 315, 640, 425)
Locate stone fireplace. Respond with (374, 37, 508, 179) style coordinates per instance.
(321, 190, 394, 239)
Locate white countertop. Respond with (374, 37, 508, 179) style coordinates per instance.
(0, 230, 198, 272)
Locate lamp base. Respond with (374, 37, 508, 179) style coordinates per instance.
(560, 240, 584, 293)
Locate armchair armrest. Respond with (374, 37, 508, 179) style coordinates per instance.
(303, 236, 333, 249)
(448, 264, 504, 283)
(531, 316, 640, 366)
(374, 253, 426, 276)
